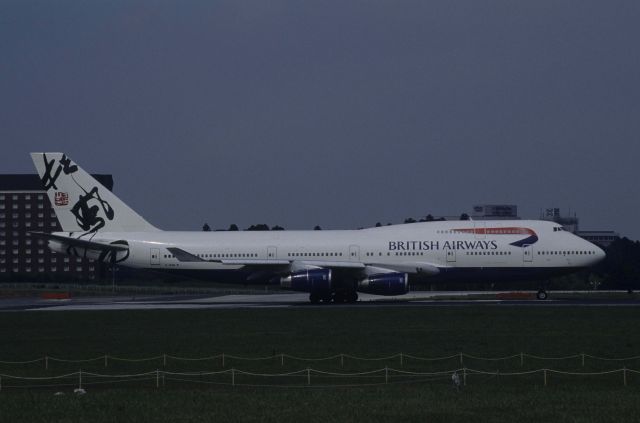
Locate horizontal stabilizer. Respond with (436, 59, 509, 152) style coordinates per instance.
(28, 232, 129, 252)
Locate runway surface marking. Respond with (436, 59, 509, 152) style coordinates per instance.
(2, 291, 639, 311)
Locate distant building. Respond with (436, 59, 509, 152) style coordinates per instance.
(0, 174, 113, 282)
(471, 204, 519, 220)
(541, 208, 580, 233)
(575, 230, 620, 248)
(541, 207, 619, 248)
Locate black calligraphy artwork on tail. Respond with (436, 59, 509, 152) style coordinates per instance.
(41, 153, 78, 190)
(98, 240, 130, 263)
(71, 186, 115, 237)
(40, 153, 115, 238)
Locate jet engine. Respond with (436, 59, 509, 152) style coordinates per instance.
(357, 272, 409, 296)
(280, 269, 332, 294)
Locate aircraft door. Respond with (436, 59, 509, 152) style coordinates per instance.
(349, 245, 360, 261)
(446, 249, 456, 263)
(267, 246, 277, 260)
(523, 245, 533, 263)
(150, 248, 160, 266)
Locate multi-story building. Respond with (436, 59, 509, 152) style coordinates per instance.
(541, 207, 619, 248)
(0, 174, 113, 282)
(541, 208, 580, 233)
(471, 204, 519, 220)
(574, 230, 620, 248)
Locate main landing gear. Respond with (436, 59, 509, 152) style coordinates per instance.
(536, 289, 548, 300)
(309, 291, 358, 304)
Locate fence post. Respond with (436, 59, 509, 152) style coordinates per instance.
(463, 367, 466, 386)
(624, 367, 627, 387)
(222, 353, 225, 368)
(385, 367, 388, 384)
(163, 354, 167, 368)
(104, 355, 108, 368)
(281, 353, 284, 366)
(459, 352, 463, 365)
(232, 368, 235, 386)
(79, 369, 82, 390)
(341, 354, 344, 368)
(520, 352, 523, 367)
(544, 369, 547, 387)
(581, 353, 585, 367)
(45, 356, 48, 370)
(156, 370, 159, 388)
(400, 353, 403, 367)
(307, 368, 311, 386)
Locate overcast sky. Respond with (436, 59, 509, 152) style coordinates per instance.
(1, 1, 639, 239)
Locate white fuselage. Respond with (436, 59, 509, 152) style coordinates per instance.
(55, 219, 605, 283)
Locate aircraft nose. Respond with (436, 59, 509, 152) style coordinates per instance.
(594, 245, 606, 262)
(586, 242, 606, 265)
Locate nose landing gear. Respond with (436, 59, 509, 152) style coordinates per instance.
(536, 289, 548, 300)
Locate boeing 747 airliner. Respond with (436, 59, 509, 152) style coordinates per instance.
(30, 153, 605, 303)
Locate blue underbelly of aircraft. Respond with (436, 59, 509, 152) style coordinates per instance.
(424, 266, 578, 283)
(142, 266, 580, 286)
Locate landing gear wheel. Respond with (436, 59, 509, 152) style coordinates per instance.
(321, 295, 333, 304)
(309, 293, 320, 304)
(333, 292, 345, 303)
(536, 290, 548, 300)
(347, 291, 358, 303)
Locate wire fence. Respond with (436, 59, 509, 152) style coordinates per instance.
(2, 352, 640, 369)
(0, 366, 637, 391)
(1, 352, 639, 391)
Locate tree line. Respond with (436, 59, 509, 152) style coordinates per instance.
(593, 237, 640, 291)
(200, 213, 471, 232)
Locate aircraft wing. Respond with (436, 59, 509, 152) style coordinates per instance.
(167, 248, 292, 265)
(167, 248, 363, 268)
(366, 261, 441, 275)
(166, 247, 439, 274)
(273, 260, 365, 269)
(166, 247, 206, 262)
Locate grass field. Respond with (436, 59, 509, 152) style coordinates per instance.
(1, 306, 640, 422)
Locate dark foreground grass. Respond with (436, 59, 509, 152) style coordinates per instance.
(3, 384, 640, 423)
(1, 306, 640, 422)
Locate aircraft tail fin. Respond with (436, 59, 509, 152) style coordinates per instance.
(30, 153, 159, 235)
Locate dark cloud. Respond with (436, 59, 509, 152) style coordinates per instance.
(1, 1, 638, 238)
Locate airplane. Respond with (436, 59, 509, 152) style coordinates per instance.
(30, 152, 606, 303)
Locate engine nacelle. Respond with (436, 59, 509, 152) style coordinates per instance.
(357, 273, 409, 296)
(280, 269, 332, 294)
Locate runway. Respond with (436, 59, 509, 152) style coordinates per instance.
(1, 291, 640, 311)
